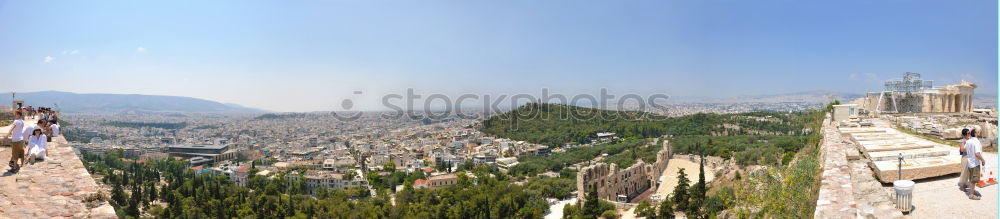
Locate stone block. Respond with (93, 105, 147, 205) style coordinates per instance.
(872, 156, 961, 183)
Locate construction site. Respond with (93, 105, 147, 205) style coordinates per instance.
(815, 72, 998, 218)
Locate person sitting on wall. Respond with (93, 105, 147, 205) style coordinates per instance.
(24, 128, 47, 165)
(47, 119, 59, 143)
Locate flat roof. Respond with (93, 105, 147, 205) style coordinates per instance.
(168, 144, 228, 150)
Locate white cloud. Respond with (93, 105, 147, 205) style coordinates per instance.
(850, 73, 878, 81)
(43, 56, 54, 63)
(960, 73, 976, 82)
(136, 47, 146, 53)
(864, 73, 878, 80)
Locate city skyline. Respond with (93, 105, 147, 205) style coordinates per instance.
(1, 0, 996, 112)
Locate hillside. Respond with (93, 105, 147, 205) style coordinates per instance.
(482, 103, 812, 147)
(1, 91, 265, 113)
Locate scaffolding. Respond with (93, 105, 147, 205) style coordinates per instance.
(884, 72, 933, 93)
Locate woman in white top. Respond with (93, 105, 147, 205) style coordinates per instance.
(25, 128, 47, 165)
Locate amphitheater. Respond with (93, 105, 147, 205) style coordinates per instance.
(576, 138, 671, 204)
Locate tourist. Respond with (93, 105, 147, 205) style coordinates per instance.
(965, 129, 984, 200)
(5, 111, 25, 172)
(35, 120, 48, 142)
(50, 110, 59, 122)
(39, 107, 47, 121)
(42, 119, 52, 142)
(47, 119, 59, 142)
(957, 128, 970, 193)
(24, 128, 47, 165)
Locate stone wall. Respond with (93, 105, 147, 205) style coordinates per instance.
(576, 139, 672, 205)
(0, 121, 117, 218)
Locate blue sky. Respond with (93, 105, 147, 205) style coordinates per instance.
(0, 0, 996, 112)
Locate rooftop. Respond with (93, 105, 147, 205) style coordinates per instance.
(168, 144, 228, 150)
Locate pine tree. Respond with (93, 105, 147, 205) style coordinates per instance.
(126, 185, 141, 216)
(689, 153, 707, 216)
(672, 168, 689, 212)
(658, 198, 674, 219)
(147, 182, 158, 204)
(584, 186, 601, 217)
(111, 183, 126, 207)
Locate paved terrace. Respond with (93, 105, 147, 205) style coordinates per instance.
(0, 118, 117, 218)
(815, 115, 997, 218)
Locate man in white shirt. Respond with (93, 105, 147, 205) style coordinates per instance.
(49, 119, 59, 137)
(5, 111, 25, 172)
(965, 130, 985, 200)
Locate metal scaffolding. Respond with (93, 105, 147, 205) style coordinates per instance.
(884, 72, 933, 93)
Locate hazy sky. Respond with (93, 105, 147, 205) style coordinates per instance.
(0, 0, 996, 112)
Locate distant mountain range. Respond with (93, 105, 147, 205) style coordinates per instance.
(0, 91, 266, 113)
(670, 90, 864, 104)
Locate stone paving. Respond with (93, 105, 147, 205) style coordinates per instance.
(0, 119, 117, 218)
(817, 114, 999, 218)
(814, 116, 860, 218)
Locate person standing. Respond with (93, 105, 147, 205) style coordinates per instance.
(5, 111, 25, 172)
(957, 128, 970, 193)
(965, 129, 985, 200)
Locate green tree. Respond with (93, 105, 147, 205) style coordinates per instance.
(688, 154, 706, 216)
(111, 183, 126, 207)
(383, 162, 396, 172)
(584, 186, 601, 217)
(636, 200, 655, 218)
(672, 168, 689, 212)
(658, 198, 674, 219)
(601, 209, 619, 219)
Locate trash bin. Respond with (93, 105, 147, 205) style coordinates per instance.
(893, 180, 915, 213)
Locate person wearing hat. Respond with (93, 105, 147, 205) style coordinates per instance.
(25, 128, 47, 165)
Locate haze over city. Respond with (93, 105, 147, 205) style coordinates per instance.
(0, 1, 998, 219)
(1, 0, 996, 112)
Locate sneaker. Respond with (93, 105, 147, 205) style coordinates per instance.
(7, 161, 12, 168)
(969, 195, 981, 200)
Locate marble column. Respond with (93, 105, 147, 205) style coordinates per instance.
(947, 94, 954, 112)
(943, 94, 949, 112)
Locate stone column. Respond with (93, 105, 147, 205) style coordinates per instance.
(962, 94, 968, 112)
(949, 94, 955, 112)
(944, 94, 950, 112)
(952, 94, 958, 112)
(954, 94, 959, 112)
(967, 94, 973, 112)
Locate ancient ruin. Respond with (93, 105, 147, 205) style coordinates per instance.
(816, 72, 997, 218)
(853, 72, 977, 115)
(840, 127, 962, 182)
(577, 139, 671, 204)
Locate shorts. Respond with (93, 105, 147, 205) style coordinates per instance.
(11, 141, 24, 162)
(968, 165, 981, 185)
(959, 158, 969, 185)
